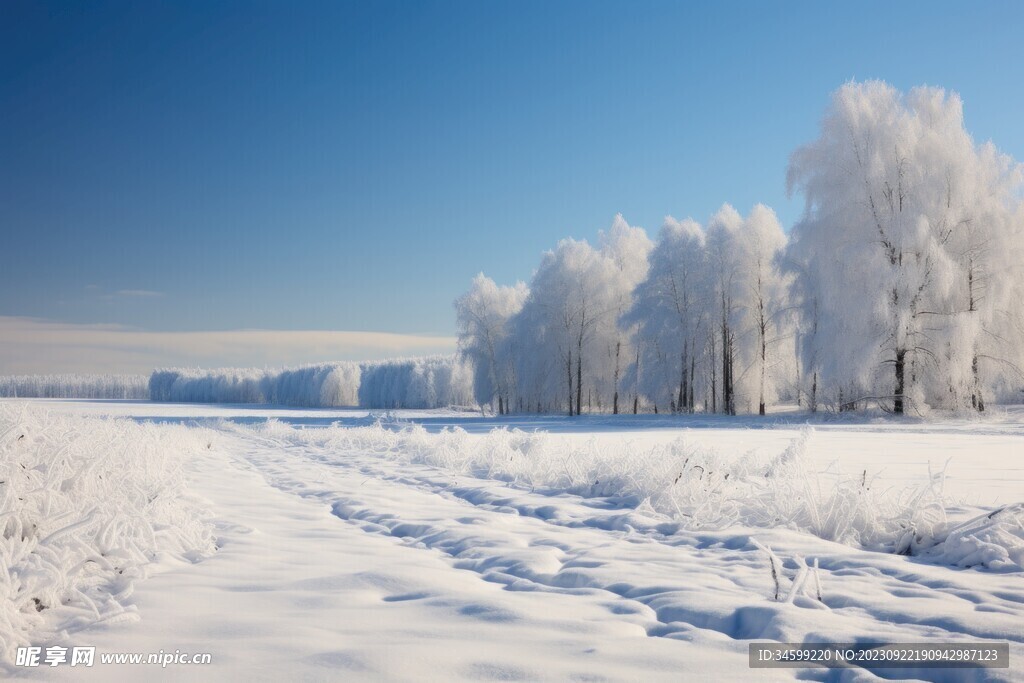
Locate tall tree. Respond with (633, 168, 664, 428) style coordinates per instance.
(705, 205, 744, 415)
(455, 274, 528, 413)
(787, 81, 1024, 413)
(625, 216, 708, 413)
(596, 215, 653, 414)
(737, 205, 789, 416)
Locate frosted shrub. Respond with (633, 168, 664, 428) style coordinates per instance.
(245, 422, 950, 553)
(921, 503, 1024, 571)
(0, 404, 215, 658)
(753, 430, 947, 550)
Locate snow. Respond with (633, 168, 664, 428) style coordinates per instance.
(4, 399, 1023, 681)
(923, 504, 1024, 571)
(0, 404, 214, 663)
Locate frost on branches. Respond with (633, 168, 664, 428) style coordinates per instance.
(787, 81, 1024, 414)
(457, 81, 1024, 415)
(148, 356, 473, 409)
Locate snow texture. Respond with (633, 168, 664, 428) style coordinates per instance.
(6, 399, 1023, 682)
(0, 404, 214, 664)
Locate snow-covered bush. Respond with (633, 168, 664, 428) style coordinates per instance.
(922, 503, 1024, 571)
(0, 403, 215, 659)
(241, 421, 957, 554)
(0, 375, 148, 400)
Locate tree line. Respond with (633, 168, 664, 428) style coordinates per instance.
(456, 82, 1024, 416)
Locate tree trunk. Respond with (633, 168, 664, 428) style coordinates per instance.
(633, 346, 641, 416)
(677, 355, 685, 415)
(894, 348, 906, 415)
(710, 334, 717, 414)
(722, 321, 729, 415)
(678, 341, 687, 413)
(613, 340, 621, 415)
(576, 350, 583, 417)
(689, 355, 696, 413)
(972, 354, 985, 412)
(566, 349, 574, 417)
(722, 332, 735, 416)
(759, 323, 767, 416)
(810, 372, 817, 413)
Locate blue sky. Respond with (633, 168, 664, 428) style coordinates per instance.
(2, 0, 1023, 370)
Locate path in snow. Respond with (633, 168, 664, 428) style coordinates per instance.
(26, 424, 774, 682)
(13, 400, 1024, 682)
(214, 422, 1023, 682)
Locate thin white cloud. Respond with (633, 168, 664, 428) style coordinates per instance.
(112, 289, 164, 298)
(0, 316, 457, 375)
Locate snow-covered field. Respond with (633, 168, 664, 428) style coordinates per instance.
(3, 399, 1023, 682)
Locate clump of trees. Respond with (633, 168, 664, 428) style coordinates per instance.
(457, 81, 1024, 416)
(0, 374, 149, 400)
(149, 357, 474, 408)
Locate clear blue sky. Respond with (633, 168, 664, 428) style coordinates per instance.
(3, 0, 1023, 339)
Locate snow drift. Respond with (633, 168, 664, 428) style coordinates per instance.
(0, 403, 215, 659)
(923, 503, 1024, 571)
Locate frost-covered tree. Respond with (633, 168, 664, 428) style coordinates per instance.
(450, 80, 1023, 416)
(513, 238, 606, 415)
(704, 205, 745, 415)
(927, 136, 1024, 410)
(625, 216, 708, 413)
(455, 274, 528, 413)
(495, 216, 651, 415)
(736, 204, 791, 415)
(0, 374, 149, 400)
(624, 205, 790, 416)
(149, 358, 473, 409)
(701, 204, 792, 415)
(787, 81, 1024, 413)
(594, 215, 653, 413)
